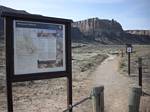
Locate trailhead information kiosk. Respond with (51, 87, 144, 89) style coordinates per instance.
(2, 12, 72, 112)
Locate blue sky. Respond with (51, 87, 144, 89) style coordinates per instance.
(0, 0, 150, 30)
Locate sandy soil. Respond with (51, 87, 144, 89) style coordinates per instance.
(92, 54, 150, 112)
(0, 44, 110, 112)
(119, 45, 150, 112)
(0, 44, 149, 112)
(92, 55, 133, 112)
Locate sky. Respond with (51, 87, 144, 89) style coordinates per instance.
(0, 0, 150, 30)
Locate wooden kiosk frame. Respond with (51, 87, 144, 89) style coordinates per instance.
(2, 12, 72, 112)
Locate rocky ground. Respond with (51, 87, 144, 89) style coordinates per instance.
(0, 43, 149, 112)
(119, 45, 150, 94)
(119, 45, 150, 112)
(0, 43, 122, 112)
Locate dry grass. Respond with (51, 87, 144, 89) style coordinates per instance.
(0, 43, 123, 112)
(119, 45, 150, 112)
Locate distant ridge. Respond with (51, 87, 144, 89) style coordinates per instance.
(126, 30, 150, 37)
(0, 5, 29, 38)
(0, 5, 28, 15)
(0, 5, 150, 44)
(72, 18, 150, 44)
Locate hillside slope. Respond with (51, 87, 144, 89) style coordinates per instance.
(72, 18, 150, 44)
(0, 5, 28, 38)
(0, 6, 150, 44)
(126, 30, 150, 37)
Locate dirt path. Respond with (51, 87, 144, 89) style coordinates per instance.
(92, 55, 131, 112)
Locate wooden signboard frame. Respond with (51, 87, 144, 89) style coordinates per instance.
(2, 12, 72, 112)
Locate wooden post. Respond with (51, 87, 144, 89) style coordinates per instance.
(138, 58, 142, 87)
(128, 52, 131, 76)
(67, 76, 72, 112)
(126, 44, 132, 76)
(92, 86, 104, 112)
(129, 87, 142, 112)
(5, 17, 14, 112)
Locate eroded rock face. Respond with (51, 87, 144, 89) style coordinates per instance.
(72, 18, 125, 44)
(72, 18, 150, 44)
(72, 18, 123, 35)
(126, 30, 150, 37)
(71, 18, 125, 44)
(0, 6, 150, 44)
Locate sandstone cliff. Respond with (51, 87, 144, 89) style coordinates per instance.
(126, 30, 150, 37)
(72, 18, 123, 33)
(0, 5, 150, 44)
(72, 18, 150, 44)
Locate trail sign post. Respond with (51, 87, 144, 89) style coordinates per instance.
(126, 44, 133, 76)
(2, 12, 72, 112)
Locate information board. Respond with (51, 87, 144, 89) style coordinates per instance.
(2, 12, 72, 112)
(14, 20, 66, 75)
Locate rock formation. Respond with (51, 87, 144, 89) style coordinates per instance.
(72, 18, 150, 44)
(126, 30, 150, 37)
(0, 5, 150, 44)
(72, 18, 123, 33)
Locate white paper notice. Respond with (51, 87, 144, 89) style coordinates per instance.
(38, 37, 56, 61)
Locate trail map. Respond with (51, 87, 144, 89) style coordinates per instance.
(14, 20, 66, 75)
